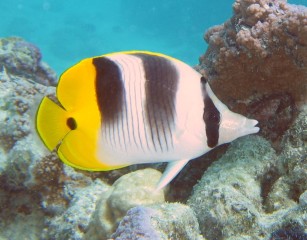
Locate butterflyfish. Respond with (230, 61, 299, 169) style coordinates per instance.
(36, 51, 260, 190)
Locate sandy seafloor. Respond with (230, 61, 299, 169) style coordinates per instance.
(0, 0, 307, 240)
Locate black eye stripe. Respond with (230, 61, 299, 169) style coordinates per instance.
(204, 111, 220, 124)
(201, 76, 208, 84)
(203, 96, 220, 148)
(201, 80, 220, 148)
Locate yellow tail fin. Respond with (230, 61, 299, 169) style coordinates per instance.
(36, 97, 70, 150)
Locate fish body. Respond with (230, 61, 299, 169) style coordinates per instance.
(36, 51, 259, 190)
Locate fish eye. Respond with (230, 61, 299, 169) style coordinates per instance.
(67, 117, 77, 130)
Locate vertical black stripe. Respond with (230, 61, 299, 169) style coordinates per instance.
(202, 80, 220, 148)
(93, 57, 125, 148)
(150, 57, 163, 152)
(156, 57, 169, 151)
(133, 53, 178, 152)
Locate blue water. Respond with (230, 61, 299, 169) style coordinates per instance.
(1, 0, 306, 75)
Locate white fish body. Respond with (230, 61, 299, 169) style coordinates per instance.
(93, 53, 259, 190)
(36, 51, 260, 190)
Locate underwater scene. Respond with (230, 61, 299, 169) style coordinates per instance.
(0, 0, 306, 239)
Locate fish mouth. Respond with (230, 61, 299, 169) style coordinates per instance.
(244, 118, 260, 135)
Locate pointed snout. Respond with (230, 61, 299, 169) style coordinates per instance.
(218, 110, 260, 145)
(243, 118, 260, 135)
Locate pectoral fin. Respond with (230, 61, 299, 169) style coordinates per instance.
(155, 159, 190, 191)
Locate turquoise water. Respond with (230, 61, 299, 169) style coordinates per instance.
(0, 0, 306, 75)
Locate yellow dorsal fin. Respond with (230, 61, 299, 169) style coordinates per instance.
(36, 97, 70, 150)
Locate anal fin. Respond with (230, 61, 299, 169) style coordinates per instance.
(155, 159, 190, 191)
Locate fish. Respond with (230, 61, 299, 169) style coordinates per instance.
(36, 51, 260, 190)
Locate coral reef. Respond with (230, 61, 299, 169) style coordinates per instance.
(265, 111, 307, 212)
(112, 206, 162, 240)
(85, 168, 165, 239)
(199, 0, 306, 108)
(111, 203, 203, 240)
(270, 222, 307, 240)
(197, 0, 307, 145)
(248, 93, 296, 149)
(188, 136, 276, 239)
(0, 37, 57, 86)
(188, 131, 306, 239)
(0, 46, 55, 191)
(41, 178, 110, 239)
(0, 37, 57, 239)
(1, 0, 306, 238)
(0, 188, 45, 240)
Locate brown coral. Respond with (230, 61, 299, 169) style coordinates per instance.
(199, 0, 307, 112)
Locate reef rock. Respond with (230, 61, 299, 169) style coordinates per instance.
(188, 132, 306, 240)
(0, 37, 57, 86)
(111, 203, 203, 240)
(265, 110, 307, 212)
(188, 136, 276, 239)
(85, 168, 165, 239)
(0, 37, 58, 239)
(0, 42, 55, 190)
(197, 0, 307, 145)
(41, 178, 110, 240)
